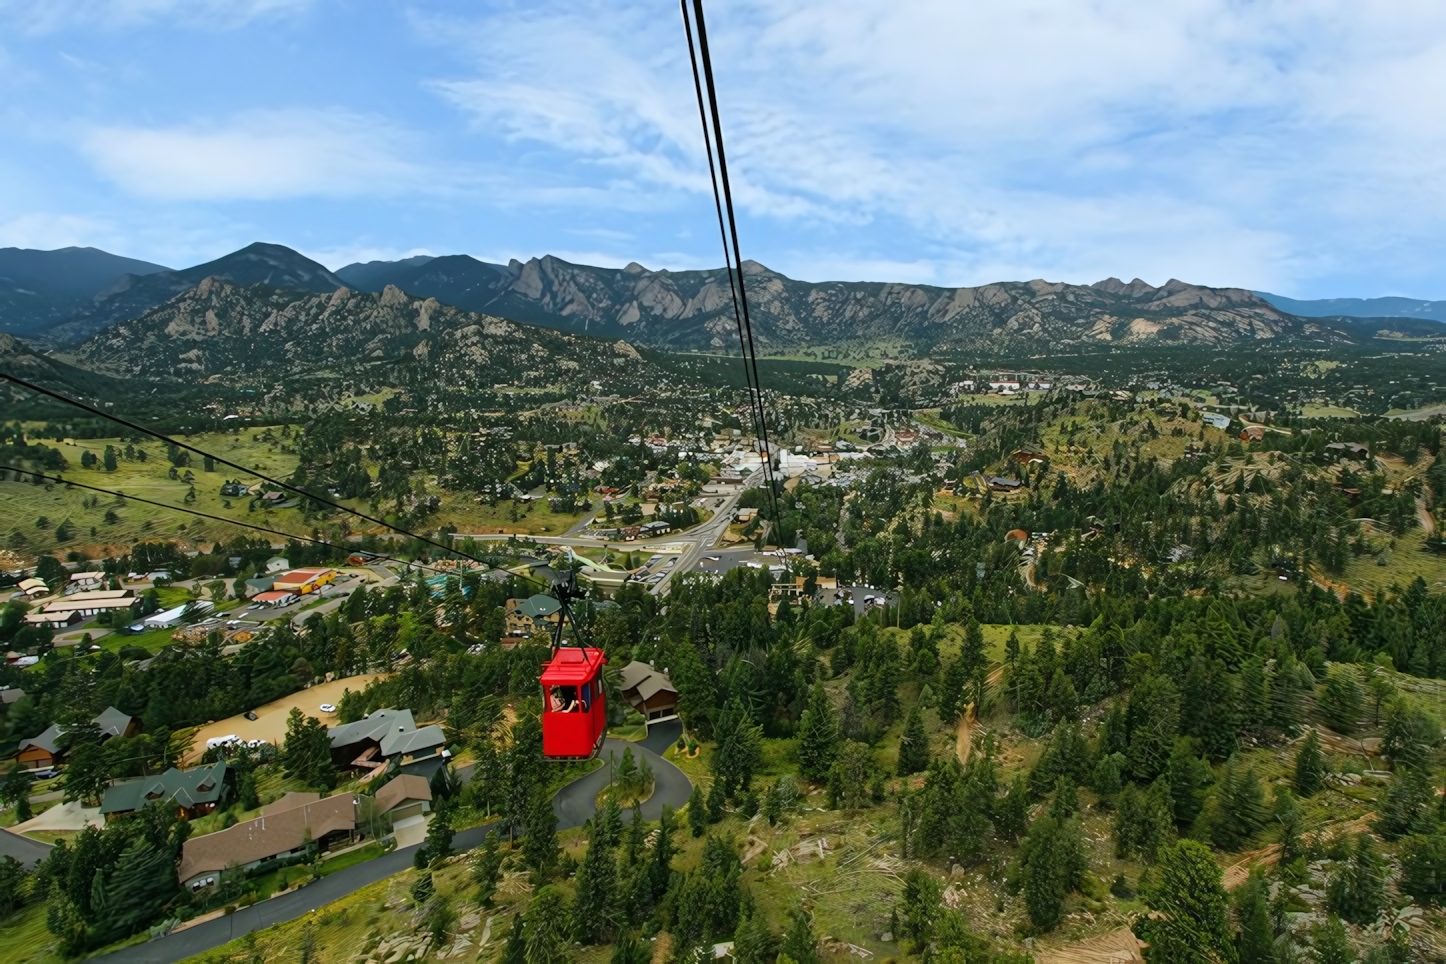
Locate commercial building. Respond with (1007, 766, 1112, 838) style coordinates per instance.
(271, 568, 336, 595)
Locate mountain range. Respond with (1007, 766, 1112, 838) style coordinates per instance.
(1, 242, 1442, 356)
(1254, 291, 1446, 323)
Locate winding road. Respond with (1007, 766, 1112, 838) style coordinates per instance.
(96, 721, 690, 964)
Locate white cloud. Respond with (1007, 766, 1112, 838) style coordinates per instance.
(416, 0, 1446, 294)
(0, 0, 311, 33)
(79, 109, 429, 201)
(0, 212, 124, 251)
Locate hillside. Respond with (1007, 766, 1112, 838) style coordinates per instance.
(36, 242, 346, 347)
(0, 246, 171, 337)
(61, 276, 652, 391)
(343, 253, 1310, 352)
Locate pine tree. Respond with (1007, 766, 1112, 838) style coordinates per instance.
(1373, 767, 1436, 840)
(732, 906, 776, 964)
(1020, 814, 1086, 931)
(1320, 667, 1364, 735)
(572, 810, 619, 943)
(93, 837, 173, 943)
(687, 783, 707, 838)
(524, 886, 571, 964)
(897, 704, 930, 776)
(1312, 916, 1353, 964)
(1213, 760, 1268, 851)
(422, 808, 454, 865)
(1126, 674, 1181, 782)
(938, 653, 970, 723)
(1138, 841, 1234, 964)
(1165, 739, 1213, 827)
(473, 831, 503, 907)
(780, 909, 820, 964)
(521, 786, 558, 876)
(281, 708, 335, 790)
(1233, 868, 1275, 964)
(960, 617, 987, 706)
(796, 683, 839, 781)
(898, 868, 942, 952)
(1327, 833, 1386, 926)
(501, 914, 526, 964)
(1294, 728, 1325, 797)
(1399, 831, 1446, 907)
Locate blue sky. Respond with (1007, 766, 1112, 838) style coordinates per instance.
(2, 0, 1445, 299)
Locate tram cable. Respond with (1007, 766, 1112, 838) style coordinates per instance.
(0, 464, 496, 584)
(0, 371, 491, 565)
(679, 0, 785, 535)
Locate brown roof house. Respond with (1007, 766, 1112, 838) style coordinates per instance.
(178, 791, 361, 890)
(373, 773, 433, 825)
(617, 661, 679, 722)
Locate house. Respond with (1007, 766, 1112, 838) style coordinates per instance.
(373, 773, 432, 823)
(15, 706, 137, 769)
(24, 610, 83, 630)
(988, 476, 1025, 492)
(252, 590, 299, 607)
(504, 594, 562, 636)
(264, 556, 290, 573)
(0, 828, 52, 870)
(95, 706, 139, 740)
(67, 572, 104, 591)
(220, 481, 249, 498)
(244, 576, 276, 597)
(258, 491, 286, 505)
(100, 761, 230, 820)
(735, 507, 758, 524)
(17, 578, 49, 598)
(327, 708, 445, 770)
(0, 686, 25, 705)
(1239, 425, 1266, 442)
(1011, 445, 1047, 465)
(35, 589, 136, 619)
(1325, 442, 1369, 457)
(381, 724, 448, 767)
(617, 661, 679, 722)
(272, 568, 336, 595)
(178, 791, 360, 890)
(1201, 412, 1231, 430)
(639, 520, 672, 538)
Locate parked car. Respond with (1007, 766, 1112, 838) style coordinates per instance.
(26, 767, 59, 781)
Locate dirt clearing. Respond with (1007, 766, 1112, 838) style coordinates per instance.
(183, 674, 388, 763)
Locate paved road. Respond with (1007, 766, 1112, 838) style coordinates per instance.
(97, 722, 689, 964)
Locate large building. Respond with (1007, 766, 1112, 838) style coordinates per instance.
(178, 791, 362, 890)
(30, 589, 136, 621)
(271, 568, 336, 595)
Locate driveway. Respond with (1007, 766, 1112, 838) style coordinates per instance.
(12, 799, 103, 834)
(96, 720, 690, 964)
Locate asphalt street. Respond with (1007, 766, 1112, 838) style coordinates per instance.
(95, 721, 689, 964)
